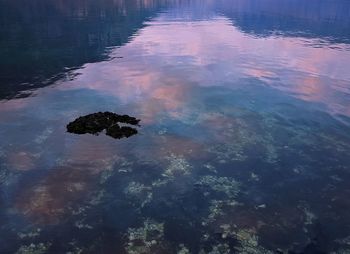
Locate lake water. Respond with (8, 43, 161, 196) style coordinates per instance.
(1, 0, 350, 253)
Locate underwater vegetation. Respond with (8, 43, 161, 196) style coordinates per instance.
(66, 112, 140, 139)
(1, 105, 349, 254)
(15, 242, 51, 254)
(125, 219, 165, 254)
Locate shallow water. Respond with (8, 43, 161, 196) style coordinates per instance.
(1, 0, 350, 253)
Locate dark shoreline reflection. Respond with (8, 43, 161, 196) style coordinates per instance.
(0, 0, 167, 99)
(216, 0, 350, 44)
(1, 0, 350, 100)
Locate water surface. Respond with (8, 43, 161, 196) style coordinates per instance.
(1, 0, 350, 253)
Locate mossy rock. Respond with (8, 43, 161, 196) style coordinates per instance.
(67, 112, 140, 139)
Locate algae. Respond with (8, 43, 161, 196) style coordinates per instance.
(177, 244, 191, 254)
(125, 219, 165, 254)
(15, 243, 51, 254)
(234, 229, 273, 254)
(17, 229, 41, 239)
(124, 181, 153, 207)
(163, 153, 192, 178)
(196, 175, 240, 199)
(207, 243, 231, 254)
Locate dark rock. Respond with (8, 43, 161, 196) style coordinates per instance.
(106, 125, 138, 139)
(67, 112, 140, 139)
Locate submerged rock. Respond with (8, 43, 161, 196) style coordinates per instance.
(67, 112, 140, 139)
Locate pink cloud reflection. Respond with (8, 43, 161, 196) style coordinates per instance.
(54, 15, 350, 118)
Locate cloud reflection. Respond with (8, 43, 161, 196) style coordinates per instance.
(55, 14, 350, 119)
